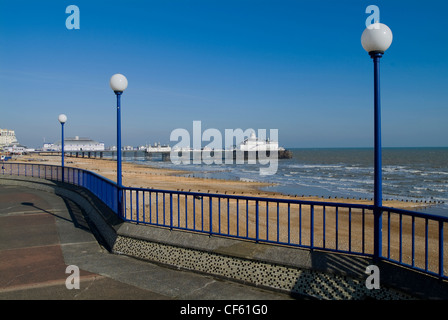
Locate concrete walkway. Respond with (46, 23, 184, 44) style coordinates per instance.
(0, 184, 296, 301)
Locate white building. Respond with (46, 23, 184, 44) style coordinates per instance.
(2, 144, 32, 155)
(236, 132, 284, 152)
(44, 136, 105, 151)
(146, 142, 171, 152)
(0, 129, 18, 147)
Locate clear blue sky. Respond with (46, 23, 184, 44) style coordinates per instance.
(1, 0, 447, 149)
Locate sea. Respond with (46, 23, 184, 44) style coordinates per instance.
(120, 147, 448, 217)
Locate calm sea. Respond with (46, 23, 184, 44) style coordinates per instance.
(124, 147, 448, 216)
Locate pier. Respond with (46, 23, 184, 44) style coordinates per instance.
(154, 149, 293, 161)
(34, 149, 293, 162)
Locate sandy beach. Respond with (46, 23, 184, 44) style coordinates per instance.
(7, 153, 446, 275)
(11, 153, 431, 210)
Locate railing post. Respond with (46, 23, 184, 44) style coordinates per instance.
(209, 197, 213, 235)
(130, 189, 133, 220)
(164, 193, 166, 226)
(349, 207, 352, 253)
(170, 193, 173, 229)
(287, 203, 290, 244)
(256, 200, 259, 242)
(117, 186, 123, 219)
(439, 221, 444, 278)
(373, 206, 383, 263)
(310, 205, 314, 249)
(136, 190, 140, 224)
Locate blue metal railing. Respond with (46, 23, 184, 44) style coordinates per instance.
(1, 162, 119, 215)
(121, 186, 375, 254)
(2, 162, 447, 279)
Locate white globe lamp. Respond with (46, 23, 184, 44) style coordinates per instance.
(361, 23, 393, 54)
(58, 114, 67, 124)
(110, 73, 128, 93)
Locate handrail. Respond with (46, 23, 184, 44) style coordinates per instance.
(125, 185, 376, 209)
(2, 162, 446, 280)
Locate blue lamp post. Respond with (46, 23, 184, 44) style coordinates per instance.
(361, 22, 393, 261)
(110, 73, 128, 216)
(58, 114, 67, 182)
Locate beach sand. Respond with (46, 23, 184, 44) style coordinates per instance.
(12, 153, 430, 209)
(9, 153, 446, 275)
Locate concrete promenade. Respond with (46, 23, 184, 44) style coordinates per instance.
(0, 184, 295, 301)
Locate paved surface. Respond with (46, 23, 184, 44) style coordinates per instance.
(0, 184, 296, 301)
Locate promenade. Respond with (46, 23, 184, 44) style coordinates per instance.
(0, 184, 295, 301)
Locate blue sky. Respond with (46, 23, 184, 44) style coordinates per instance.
(1, 0, 447, 149)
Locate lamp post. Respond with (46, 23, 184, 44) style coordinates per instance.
(110, 73, 128, 216)
(361, 22, 393, 261)
(58, 114, 67, 182)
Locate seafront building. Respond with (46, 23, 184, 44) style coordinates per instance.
(2, 144, 33, 154)
(0, 129, 18, 147)
(43, 136, 105, 152)
(0, 128, 35, 154)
